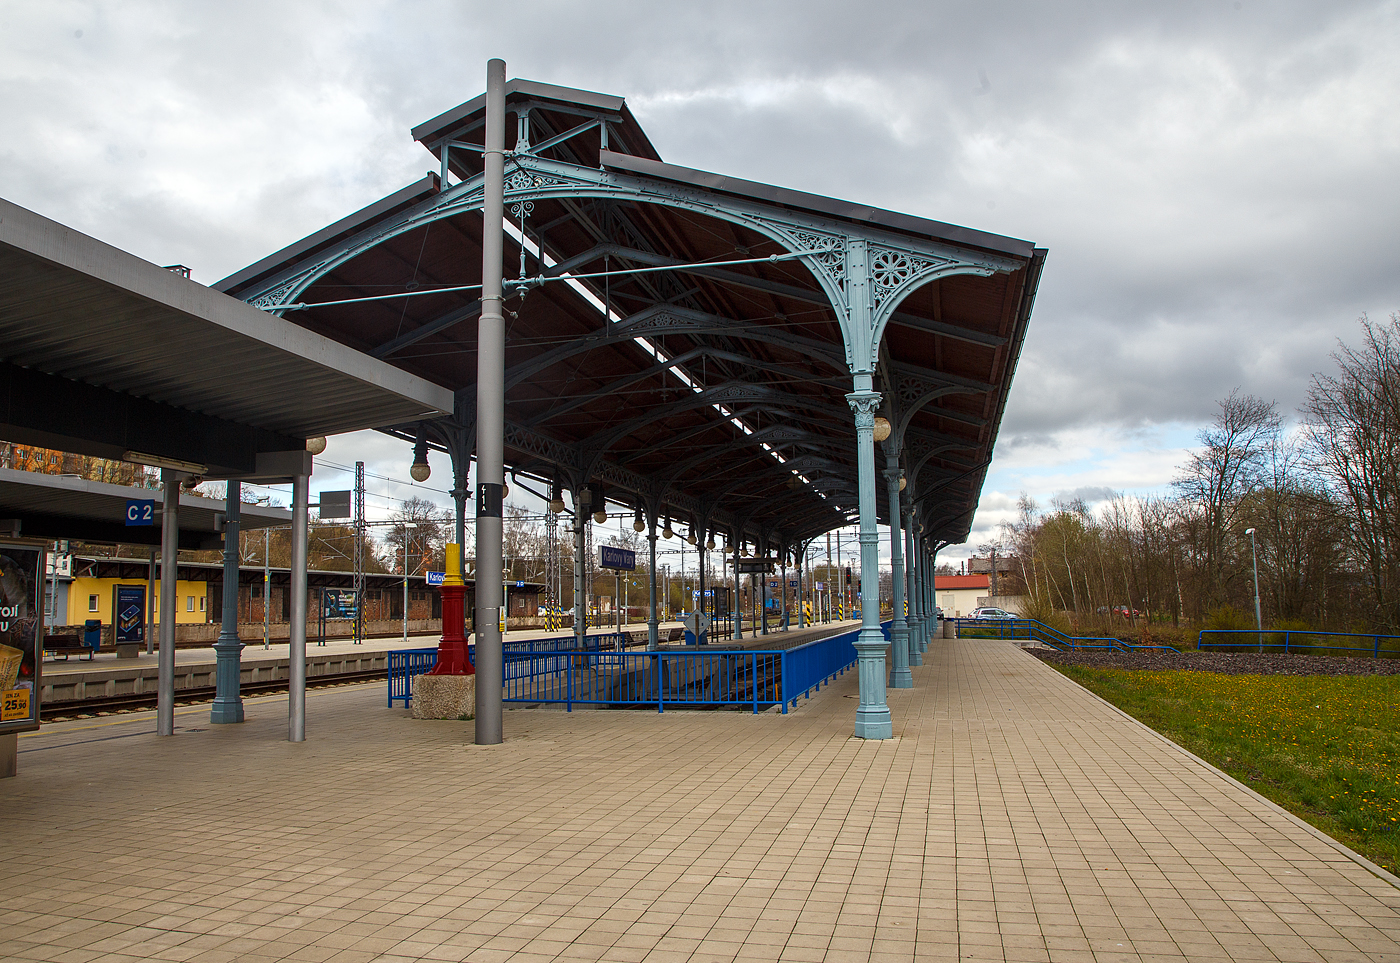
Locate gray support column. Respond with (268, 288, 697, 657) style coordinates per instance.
(573, 489, 587, 647)
(647, 515, 659, 649)
(146, 550, 155, 655)
(885, 464, 911, 688)
(288, 472, 309, 742)
(156, 469, 180, 737)
(903, 496, 921, 664)
(731, 534, 741, 641)
(210, 481, 245, 724)
(473, 58, 507, 746)
(797, 541, 806, 629)
(847, 381, 893, 739)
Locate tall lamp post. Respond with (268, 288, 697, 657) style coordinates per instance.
(1245, 527, 1263, 652)
(400, 522, 418, 644)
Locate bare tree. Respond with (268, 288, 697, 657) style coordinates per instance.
(1172, 390, 1281, 613)
(1304, 314, 1400, 630)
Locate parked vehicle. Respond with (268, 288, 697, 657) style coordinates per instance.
(933, 606, 944, 620)
(970, 606, 1017, 620)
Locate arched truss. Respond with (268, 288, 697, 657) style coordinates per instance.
(240, 153, 1022, 376)
(227, 122, 1036, 549)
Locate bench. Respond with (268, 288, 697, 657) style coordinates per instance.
(43, 636, 98, 661)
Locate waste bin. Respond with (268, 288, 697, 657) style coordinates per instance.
(83, 619, 102, 649)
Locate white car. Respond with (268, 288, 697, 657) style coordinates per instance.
(970, 606, 1017, 620)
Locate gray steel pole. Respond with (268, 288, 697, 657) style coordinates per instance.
(262, 526, 270, 649)
(474, 57, 507, 745)
(1248, 528, 1263, 652)
(402, 535, 409, 644)
(146, 549, 155, 656)
(288, 473, 309, 742)
(156, 469, 179, 736)
(210, 481, 244, 723)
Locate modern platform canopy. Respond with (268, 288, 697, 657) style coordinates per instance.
(0, 195, 454, 747)
(0, 467, 291, 550)
(217, 70, 1046, 740)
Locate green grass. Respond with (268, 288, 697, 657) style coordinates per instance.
(1049, 664, 1400, 875)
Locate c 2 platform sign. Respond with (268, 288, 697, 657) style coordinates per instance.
(125, 499, 156, 526)
(0, 543, 44, 733)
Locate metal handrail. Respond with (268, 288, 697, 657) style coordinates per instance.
(388, 623, 880, 713)
(1198, 628, 1400, 658)
(950, 617, 1180, 654)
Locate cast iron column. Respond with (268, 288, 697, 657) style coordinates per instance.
(156, 469, 180, 736)
(847, 382, 893, 739)
(884, 464, 911, 688)
(473, 57, 507, 745)
(902, 495, 921, 662)
(210, 480, 244, 723)
(573, 488, 587, 648)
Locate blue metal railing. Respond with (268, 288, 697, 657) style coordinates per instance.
(950, 618, 1180, 654)
(389, 623, 875, 713)
(1198, 628, 1400, 658)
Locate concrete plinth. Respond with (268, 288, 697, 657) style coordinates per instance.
(412, 674, 476, 720)
(1, 731, 16, 778)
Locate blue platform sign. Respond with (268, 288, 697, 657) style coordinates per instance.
(125, 499, 155, 526)
(425, 571, 445, 586)
(599, 545, 635, 571)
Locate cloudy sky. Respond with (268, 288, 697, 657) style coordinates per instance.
(3, 1, 1398, 561)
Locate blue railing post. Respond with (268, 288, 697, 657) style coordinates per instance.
(657, 653, 664, 713)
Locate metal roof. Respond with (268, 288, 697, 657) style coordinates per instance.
(0, 197, 453, 474)
(0, 468, 291, 550)
(215, 77, 1046, 549)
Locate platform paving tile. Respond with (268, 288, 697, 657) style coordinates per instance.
(6, 639, 1400, 961)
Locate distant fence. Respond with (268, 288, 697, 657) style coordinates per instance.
(389, 624, 879, 713)
(951, 618, 1180, 654)
(1197, 628, 1400, 658)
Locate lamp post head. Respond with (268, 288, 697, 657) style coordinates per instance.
(1245, 528, 1256, 537)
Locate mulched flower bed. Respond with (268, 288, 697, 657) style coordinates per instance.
(1027, 647, 1400, 676)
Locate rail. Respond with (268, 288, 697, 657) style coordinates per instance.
(389, 624, 877, 713)
(950, 618, 1180, 654)
(1197, 628, 1400, 658)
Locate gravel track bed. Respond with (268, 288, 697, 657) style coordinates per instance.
(1027, 647, 1400, 676)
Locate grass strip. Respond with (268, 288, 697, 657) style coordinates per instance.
(1048, 664, 1400, 875)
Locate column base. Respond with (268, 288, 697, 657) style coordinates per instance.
(210, 639, 245, 724)
(854, 706, 894, 739)
(888, 624, 912, 688)
(1, 731, 16, 778)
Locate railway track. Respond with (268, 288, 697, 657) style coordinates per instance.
(41, 669, 387, 720)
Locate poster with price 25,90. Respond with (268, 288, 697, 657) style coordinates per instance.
(0, 544, 43, 733)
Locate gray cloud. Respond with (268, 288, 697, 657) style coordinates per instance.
(3, 0, 1398, 525)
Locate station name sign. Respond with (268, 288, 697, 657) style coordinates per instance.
(600, 545, 635, 571)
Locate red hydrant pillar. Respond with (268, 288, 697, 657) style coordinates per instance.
(428, 543, 473, 675)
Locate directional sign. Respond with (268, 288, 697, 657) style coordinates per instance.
(125, 499, 155, 526)
(600, 545, 635, 571)
(735, 557, 775, 574)
(425, 571, 445, 586)
(515, 580, 524, 587)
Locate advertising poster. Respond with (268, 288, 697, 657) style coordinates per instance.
(0, 544, 43, 733)
(322, 589, 358, 620)
(113, 584, 146, 645)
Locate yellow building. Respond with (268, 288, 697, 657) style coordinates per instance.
(65, 577, 210, 626)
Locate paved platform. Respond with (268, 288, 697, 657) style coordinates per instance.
(5, 638, 1399, 962)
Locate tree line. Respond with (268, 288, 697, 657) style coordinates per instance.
(994, 314, 1400, 636)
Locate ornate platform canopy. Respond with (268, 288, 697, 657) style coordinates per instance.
(216, 78, 1045, 554)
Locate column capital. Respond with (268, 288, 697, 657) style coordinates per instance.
(844, 389, 882, 426)
(882, 467, 904, 485)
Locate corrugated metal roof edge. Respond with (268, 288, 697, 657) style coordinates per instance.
(600, 151, 1036, 260)
(0, 197, 454, 424)
(212, 176, 439, 295)
(411, 78, 627, 145)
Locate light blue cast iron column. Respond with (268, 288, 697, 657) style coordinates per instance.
(884, 464, 911, 688)
(901, 492, 921, 665)
(847, 384, 893, 738)
(210, 480, 245, 723)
